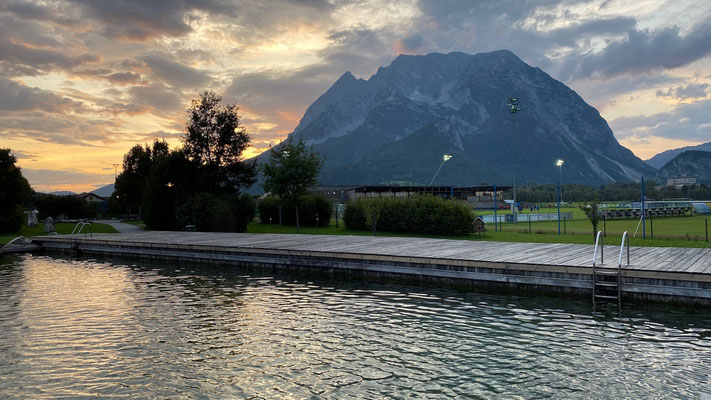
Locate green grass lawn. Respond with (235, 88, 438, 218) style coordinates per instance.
(0, 222, 119, 245)
(247, 219, 711, 248)
(502, 214, 710, 239)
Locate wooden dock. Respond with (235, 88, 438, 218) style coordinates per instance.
(30, 232, 711, 304)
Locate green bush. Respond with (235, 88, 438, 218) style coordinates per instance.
(176, 193, 255, 232)
(258, 194, 332, 226)
(343, 195, 474, 235)
(0, 206, 24, 234)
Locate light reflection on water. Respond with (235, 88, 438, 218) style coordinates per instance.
(1, 254, 710, 399)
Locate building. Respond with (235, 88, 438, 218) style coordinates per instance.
(314, 185, 512, 210)
(667, 177, 696, 188)
(78, 192, 109, 212)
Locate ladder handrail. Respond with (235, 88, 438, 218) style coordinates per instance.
(70, 221, 93, 239)
(592, 230, 604, 267)
(618, 231, 629, 267)
(616, 231, 630, 308)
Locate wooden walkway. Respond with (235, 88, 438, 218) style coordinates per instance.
(34, 232, 711, 274)
(30, 232, 711, 303)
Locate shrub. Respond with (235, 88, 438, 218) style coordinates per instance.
(176, 193, 255, 232)
(258, 194, 332, 226)
(343, 195, 474, 235)
(35, 194, 98, 220)
(0, 206, 24, 234)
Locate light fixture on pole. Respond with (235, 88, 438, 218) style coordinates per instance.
(429, 154, 452, 186)
(507, 97, 521, 222)
(556, 159, 564, 203)
(556, 160, 563, 236)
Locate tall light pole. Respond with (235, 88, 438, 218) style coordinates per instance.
(507, 97, 521, 222)
(429, 154, 452, 186)
(112, 163, 119, 180)
(557, 159, 564, 203)
(556, 159, 564, 235)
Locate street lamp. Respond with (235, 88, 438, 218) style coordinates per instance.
(428, 154, 452, 186)
(555, 160, 563, 235)
(556, 159, 564, 203)
(507, 97, 521, 222)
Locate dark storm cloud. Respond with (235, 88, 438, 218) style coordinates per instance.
(0, 39, 100, 73)
(104, 72, 143, 85)
(656, 83, 709, 100)
(139, 54, 211, 89)
(129, 83, 184, 113)
(0, 77, 83, 112)
(611, 98, 711, 142)
(561, 23, 711, 80)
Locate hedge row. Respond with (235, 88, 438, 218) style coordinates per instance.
(258, 194, 332, 226)
(343, 195, 474, 235)
(175, 193, 256, 232)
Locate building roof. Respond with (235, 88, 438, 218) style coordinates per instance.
(349, 185, 512, 193)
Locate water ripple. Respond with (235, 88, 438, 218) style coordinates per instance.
(1, 254, 710, 399)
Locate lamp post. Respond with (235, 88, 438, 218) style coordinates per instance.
(166, 182, 177, 230)
(556, 160, 563, 235)
(507, 97, 521, 222)
(557, 159, 564, 203)
(429, 154, 452, 186)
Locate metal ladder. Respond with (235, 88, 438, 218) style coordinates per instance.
(592, 231, 629, 308)
(69, 221, 92, 249)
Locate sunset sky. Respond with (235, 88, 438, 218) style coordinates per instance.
(2, 0, 710, 193)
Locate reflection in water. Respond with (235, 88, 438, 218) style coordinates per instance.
(1, 254, 710, 399)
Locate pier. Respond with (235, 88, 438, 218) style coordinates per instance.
(29, 232, 711, 305)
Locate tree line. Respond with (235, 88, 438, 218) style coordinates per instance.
(509, 182, 711, 203)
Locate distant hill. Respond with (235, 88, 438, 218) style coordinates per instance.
(46, 191, 76, 196)
(656, 151, 711, 184)
(93, 183, 114, 198)
(256, 50, 654, 188)
(646, 141, 711, 169)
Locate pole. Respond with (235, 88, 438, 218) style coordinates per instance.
(512, 111, 517, 223)
(603, 214, 607, 237)
(494, 184, 498, 232)
(557, 180, 561, 235)
(559, 164, 563, 203)
(641, 177, 646, 239)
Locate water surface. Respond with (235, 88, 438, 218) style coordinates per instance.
(1, 254, 710, 399)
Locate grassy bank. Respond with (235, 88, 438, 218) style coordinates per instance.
(247, 220, 711, 248)
(0, 222, 119, 245)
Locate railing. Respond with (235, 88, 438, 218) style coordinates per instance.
(70, 221, 93, 240)
(592, 230, 603, 303)
(616, 231, 630, 308)
(592, 231, 604, 267)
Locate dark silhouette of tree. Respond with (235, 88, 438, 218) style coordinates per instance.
(0, 148, 33, 233)
(113, 139, 169, 217)
(183, 91, 256, 195)
(263, 139, 323, 230)
(580, 193, 601, 240)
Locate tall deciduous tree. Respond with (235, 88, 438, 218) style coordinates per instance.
(0, 148, 33, 233)
(113, 139, 169, 216)
(183, 91, 256, 195)
(263, 139, 323, 229)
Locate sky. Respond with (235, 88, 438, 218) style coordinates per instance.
(1, 0, 710, 193)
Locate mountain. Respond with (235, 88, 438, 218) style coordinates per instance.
(646, 141, 711, 169)
(47, 191, 76, 196)
(656, 151, 711, 184)
(260, 50, 655, 187)
(93, 183, 114, 198)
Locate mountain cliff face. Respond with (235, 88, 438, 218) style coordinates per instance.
(646, 141, 711, 169)
(266, 50, 655, 186)
(656, 151, 711, 184)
